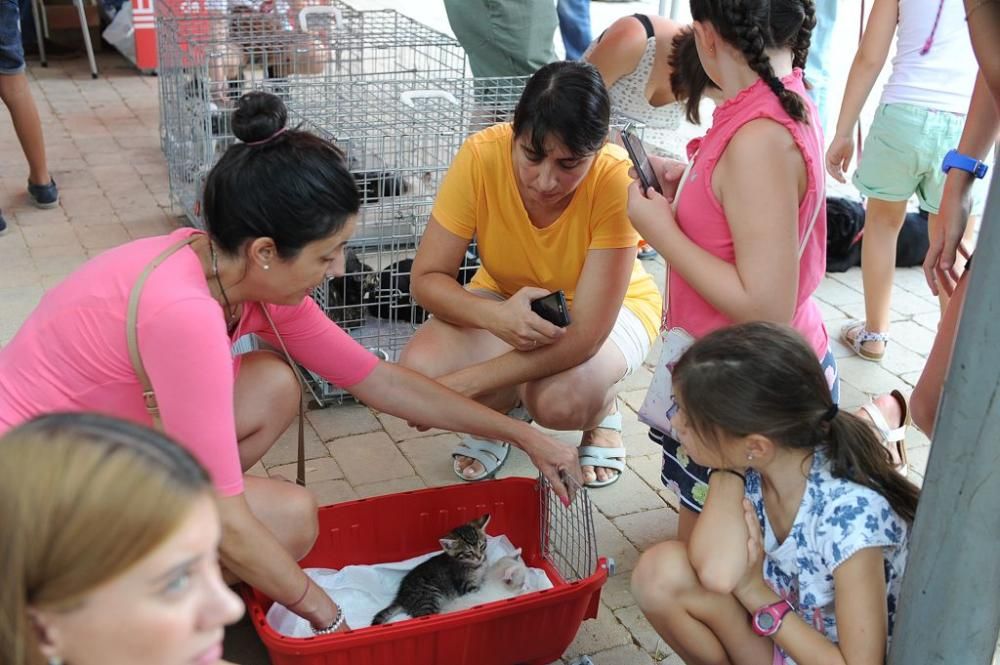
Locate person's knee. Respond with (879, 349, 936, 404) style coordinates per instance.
(632, 541, 693, 613)
(262, 356, 301, 420)
(282, 486, 319, 560)
(398, 330, 447, 378)
(524, 379, 601, 430)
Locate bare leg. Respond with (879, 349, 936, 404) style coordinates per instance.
(632, 541, 774, 665)
(911, 271, 969, 435)
(851, 198, 909, 356)
(0, 72, 50, 186)
(522, 338, 627, 484)
(233, 351, 301, 470)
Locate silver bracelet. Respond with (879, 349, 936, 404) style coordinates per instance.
(311, 606, 344, 635)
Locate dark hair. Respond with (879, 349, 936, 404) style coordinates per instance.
(673, 322, 920, 523)
(689, 0, 815, 123)
(668, 26, 718, 124)
(203, 91, 361, 259)
(512, 61, 610, 158)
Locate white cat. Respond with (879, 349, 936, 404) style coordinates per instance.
(443, 548, 529, 613)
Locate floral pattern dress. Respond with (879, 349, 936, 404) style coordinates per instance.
(745, 450, 910, 664)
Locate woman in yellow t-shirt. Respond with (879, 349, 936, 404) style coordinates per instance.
(400, 61, 663, 488)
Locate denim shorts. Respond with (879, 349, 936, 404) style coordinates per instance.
(1, 0, 26, 75)
(655, 346, 840, 512)
(853, 102, 966, 214)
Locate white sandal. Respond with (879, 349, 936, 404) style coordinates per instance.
(858, 389, 911, 476)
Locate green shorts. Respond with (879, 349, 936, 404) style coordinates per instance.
(853, 102, 966, 214)
(443, 0, 556, 78)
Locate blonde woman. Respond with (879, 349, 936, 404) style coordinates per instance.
(0, 413, 244, 665)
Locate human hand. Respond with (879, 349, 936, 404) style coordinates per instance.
(518, 426, 582, 506)
(626, 178, 679, 243)
(487, 287, 567, 352)
(645, 155, 687, 203)
(924, 174, 973, 296)
(825, 135, 855, 183)
(733, 498, 768, 604)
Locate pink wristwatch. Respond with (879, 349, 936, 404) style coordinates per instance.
(751, 599, 794, 636)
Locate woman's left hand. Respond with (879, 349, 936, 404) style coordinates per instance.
(733, 498, 768, 603)
(626, 178, 678, 242)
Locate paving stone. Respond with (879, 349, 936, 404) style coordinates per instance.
(880, 343, 930, 376)
(813, 278, 865, 306)
(623, 429, 663, 457)
(307, 403, 382, 441)
(835, 357, 909, 395)
(912, 311, 941, 331)
(838, 381, 868, 412)
(397, 432, 464, 487)
(599, 571, 638, 610)
(326, 431, 416, 485)
(306, 479, 359, 506)
(562, 602, 633, 660)
(613, 605, 661, 653)
(613, 508, 677, 551)
(353, 475, 427, 499)
(593, 510, 640, 574)
(496, 444, 547, 481)
(21, 222, 79, 248)
(246, 461, 267, 478)
(586, 644, 654, 665)
(376, 410, 447, 441)
(620, 388, 647, 414)
(269, 456, 344, 484)
(261, 419, 329, 467)
(589, 468, 666, 518)
(890, 288, 940, 315)
(900, 371, 922, 387)
(890, 320, 939, 355)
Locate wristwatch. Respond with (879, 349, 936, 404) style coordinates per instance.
(941, 149, 989, 179)
(751, 599, 794, 637)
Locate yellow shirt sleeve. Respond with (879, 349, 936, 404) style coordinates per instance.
(588, 148, 641, 250)
(430, 136, 481, 241)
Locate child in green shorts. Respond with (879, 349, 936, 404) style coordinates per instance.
(825, 0, 977, 362)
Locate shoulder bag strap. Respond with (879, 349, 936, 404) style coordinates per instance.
(126, 235, 201, 432)
(258, 304, 310, 487)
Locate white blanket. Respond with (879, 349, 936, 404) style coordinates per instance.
(267, 535, 553, 637)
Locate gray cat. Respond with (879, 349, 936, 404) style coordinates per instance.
(371, 514, 491, 625)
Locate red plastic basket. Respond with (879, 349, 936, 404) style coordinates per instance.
(242, 476, 609, 665)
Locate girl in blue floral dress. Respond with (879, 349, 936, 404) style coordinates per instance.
(631, 322, 919, 665)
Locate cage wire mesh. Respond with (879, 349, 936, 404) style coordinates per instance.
(538, 473, 599, 583)
(156, 0, 467, 227)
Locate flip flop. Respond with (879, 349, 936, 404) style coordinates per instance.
(858, 389, 911, 476)
(579, 403, 626, 488)
(452, 436, 510, 481)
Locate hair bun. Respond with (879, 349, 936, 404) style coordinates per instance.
(232, 91, 288, 144)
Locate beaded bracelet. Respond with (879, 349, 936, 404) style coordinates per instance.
(312, 606, 345, 635)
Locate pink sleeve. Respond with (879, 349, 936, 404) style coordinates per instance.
(140, 299, 245, 497)
(253, 298, 380, 389)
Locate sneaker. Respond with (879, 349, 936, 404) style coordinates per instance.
(0, 209, 7, 234)
(27, 179, 59, 209)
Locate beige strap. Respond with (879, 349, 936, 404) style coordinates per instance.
(259, 304, 310, 487)
(126, 235, 200, 432)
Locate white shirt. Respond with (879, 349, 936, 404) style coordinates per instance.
(880, 0, 977, 114)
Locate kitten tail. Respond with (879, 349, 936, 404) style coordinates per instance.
(371, 603, 403, 626)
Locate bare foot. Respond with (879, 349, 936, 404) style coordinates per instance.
(455, 454, 487, 479)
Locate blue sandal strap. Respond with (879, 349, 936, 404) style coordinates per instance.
(578, 445, 627, 472)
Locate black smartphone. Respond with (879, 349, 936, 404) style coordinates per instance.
(530, 290, 571, 327)
(620, 123, 662, 195)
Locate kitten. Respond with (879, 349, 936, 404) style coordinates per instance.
(371, 514, 491, 625)
(325, 249, 377, 329)
(443, 548, 529, 613)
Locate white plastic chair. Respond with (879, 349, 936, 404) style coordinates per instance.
(31, 0, 100, 79)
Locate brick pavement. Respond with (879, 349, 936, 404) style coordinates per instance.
(0, 46, 944, 665)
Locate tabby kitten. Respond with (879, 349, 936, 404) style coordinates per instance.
(371, 514, 491, 625)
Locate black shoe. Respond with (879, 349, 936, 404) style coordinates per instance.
(0, 209, 7, 234)
(28, 178, 60, 209)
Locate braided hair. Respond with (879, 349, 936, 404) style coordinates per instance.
(691, 0, 811, 123)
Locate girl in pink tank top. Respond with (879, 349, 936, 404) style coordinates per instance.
(628, 5, 840, 657)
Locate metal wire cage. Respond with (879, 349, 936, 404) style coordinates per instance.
(155, 0, 467, 227)
(538, 473, 599, 583)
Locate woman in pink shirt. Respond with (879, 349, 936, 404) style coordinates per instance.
(0, 92, 579, 635)
(625, 0, 835, 541)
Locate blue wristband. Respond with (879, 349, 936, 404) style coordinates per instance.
(942, 149, 989, 179)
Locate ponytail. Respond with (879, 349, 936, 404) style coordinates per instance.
(823, 411, 920, 523)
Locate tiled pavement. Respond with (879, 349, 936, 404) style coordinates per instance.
(0, 15, 946, 665)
